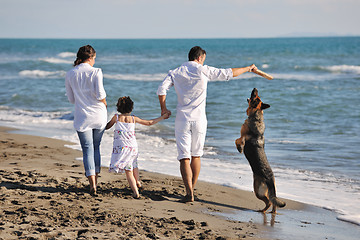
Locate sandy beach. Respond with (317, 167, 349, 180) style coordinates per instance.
(1, 126, 359, 240)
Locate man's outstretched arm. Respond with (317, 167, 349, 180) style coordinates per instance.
(232, 64, 257, 77)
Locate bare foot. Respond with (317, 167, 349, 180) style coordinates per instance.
(90, 188, 97, 196)
(132, 193, 140, 199)
(180, 194, 194, 203)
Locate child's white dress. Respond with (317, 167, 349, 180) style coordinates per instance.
(109, 115, 138, 173)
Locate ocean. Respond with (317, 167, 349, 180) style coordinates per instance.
(0, 37, 359, 227)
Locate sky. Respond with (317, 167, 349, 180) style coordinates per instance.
(1, 0, 359, 39)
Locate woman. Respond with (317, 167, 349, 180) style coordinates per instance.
(65, 45, 107, 196)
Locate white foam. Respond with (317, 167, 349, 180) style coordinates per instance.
(276, 65, 360, 81)
(17, 65, 339, 84)
(267, 138, 305, 144)
(99, 54, 179, 64)
(39, 57, 72, 64)
(103, 71, 268, 82)
(321, 65, 360, 74)
(58, 52, 76, 58)
(261, 64, 270, 69)
(273, 73, 336, 81)
(19, 70, 66, 78)
(103, 73, 167, 81)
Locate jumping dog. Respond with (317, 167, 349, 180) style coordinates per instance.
(235, 88, 285, 213)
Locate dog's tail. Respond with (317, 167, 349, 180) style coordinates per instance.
(270, 197, 286, 208)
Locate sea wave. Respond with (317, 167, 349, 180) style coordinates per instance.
(39, 57, 72, 64)
(37, 52, 75, 65)
(103, 72, 258, 82)
(58, 52, 76, 58)
(13, 68, 337, 82)
(0, 107, 71, 121)
(320, 65, 360, 74)
(99, 54, 179, 63)
(19, 70, 66, 78)
(103, 73, 167, 81)
(294, 64, 360, 75)
(100, 69, 356, 82)
(273, 73, 343, 81)
(267, 139, 305, 145)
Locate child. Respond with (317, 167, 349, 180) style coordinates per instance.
(106, 96, 170, 199)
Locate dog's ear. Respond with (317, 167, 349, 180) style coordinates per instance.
(251, 88, 258, 99)
(261, 103, 270, 110)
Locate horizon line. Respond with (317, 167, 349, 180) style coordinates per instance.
(0, 35, 359, 40)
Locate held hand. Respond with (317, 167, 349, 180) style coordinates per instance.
(162, 110, 171, 119)
(162, 113, 169, 119)
(161, 108, 170, 116)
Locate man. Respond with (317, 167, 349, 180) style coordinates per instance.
(157, 46, 257, 202)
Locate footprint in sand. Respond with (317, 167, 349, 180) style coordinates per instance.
(11, 200, 21, 205)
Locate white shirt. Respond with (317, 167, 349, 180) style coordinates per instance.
(65, 63, 107, 132)
(157, 61, 233, 122)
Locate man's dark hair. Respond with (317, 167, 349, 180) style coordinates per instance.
(188, 46, 206, 61)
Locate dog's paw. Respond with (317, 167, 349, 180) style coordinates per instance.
(236, 144, 244, 153)
(235, 138, 244, 153)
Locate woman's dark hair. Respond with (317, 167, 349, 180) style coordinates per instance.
(117, 96, 134, 114)
(74, 45, 96, 66)
(188, 46, 206, 61)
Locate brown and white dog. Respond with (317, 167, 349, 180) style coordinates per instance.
(235, 88, 285, 213)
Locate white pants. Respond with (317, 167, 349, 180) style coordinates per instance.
(175, 119, 207, 160)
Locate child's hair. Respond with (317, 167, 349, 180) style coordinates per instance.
(117, 96, 134, 114)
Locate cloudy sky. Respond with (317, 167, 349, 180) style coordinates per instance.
(1, 0, 359, 39)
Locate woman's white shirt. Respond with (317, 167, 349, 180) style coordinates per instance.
(65, 63, 107, 132)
